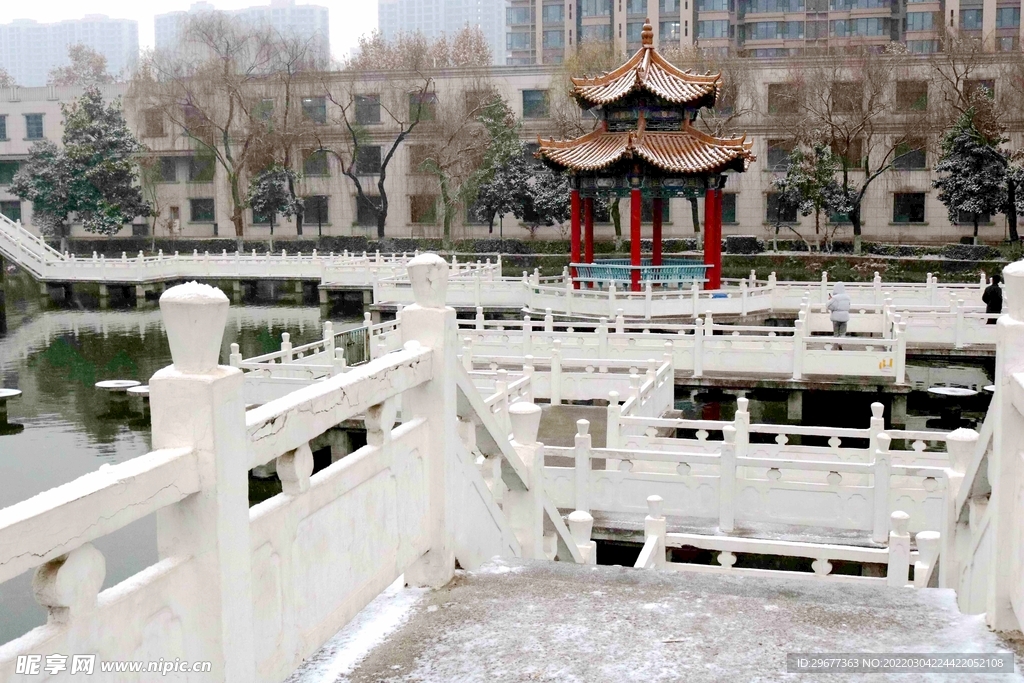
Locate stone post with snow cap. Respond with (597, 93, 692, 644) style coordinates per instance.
(987, 260, 1024, 629)
(401, 253, 458, 588)
(149, 281, 255, 682)
(506, 401, 545, 559)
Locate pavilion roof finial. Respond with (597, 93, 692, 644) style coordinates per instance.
(641, 19, 654, 47)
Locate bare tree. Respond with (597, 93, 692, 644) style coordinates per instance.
(130, 15, 279, 244)
(347, 26, 491, 71)
(48, 44, 115, 87)
(0, 68, 14, 88)
(780, 45, 929, 253)
(417, 80, 499, 243)
(319, 74, 434, 239)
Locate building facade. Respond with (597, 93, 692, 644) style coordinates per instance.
(378, 0, 508, 66)
(155, 0, 330, 62)
(0, 16, 139, 87)
(505, 0, 1024, 65)
(0, 58, 1020, 245)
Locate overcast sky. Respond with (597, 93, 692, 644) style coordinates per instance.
(9, 0, 379, 60)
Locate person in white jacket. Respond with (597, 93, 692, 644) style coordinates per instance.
(826, 282, 851, 337)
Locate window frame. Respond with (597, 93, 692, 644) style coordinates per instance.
(187, 155, 215, 183)
(189, 197, 216, 223)
(355, 95, 381, 125)
(0, 160, 19, 185)
(301, 96, 327, 124)
(766, 192, 799, 223)
(304, 195, 329, 226)
(892, 192, 926, 224)
(0, 200, 21, 222)
(0, 114, 6, 140)
(24, 113, 44, 140)
(410, 195, 438, 224)
(522, 90, 551, 119)
(354, 145, 383, 175)
(302, 148, 330, 177)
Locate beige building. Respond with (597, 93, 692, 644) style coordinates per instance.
(0, 57, 1019, 245)
(506, 0, 1024, 65)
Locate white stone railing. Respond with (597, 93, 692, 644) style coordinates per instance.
(548, 413, 946, 540)
(941, 259, 1024, 632)
(0, 255, 583, 682)
(458, 313, 906, 383)
(628, 495, 933, 587)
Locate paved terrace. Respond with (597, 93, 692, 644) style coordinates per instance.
(290, 559, 1021, 683)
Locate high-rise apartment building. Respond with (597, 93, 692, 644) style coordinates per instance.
(155, 0, 330, 61)
(0, 16, 139, 87)
(378, 0, 507, 66)
(506, 0, 1024, 64)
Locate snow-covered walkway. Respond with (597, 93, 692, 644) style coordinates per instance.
(288, 559, 1021, 682)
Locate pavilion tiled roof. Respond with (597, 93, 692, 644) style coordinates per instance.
(536, 117, 756, 176)
(570, 22, 720, 108)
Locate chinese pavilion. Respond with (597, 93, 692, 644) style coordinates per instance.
(536, 21, 755, 291)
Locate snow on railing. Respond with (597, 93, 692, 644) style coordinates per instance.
(548, 414, 946, 541)
(627, 494, 930, 587)
(0, 254, 578, 682)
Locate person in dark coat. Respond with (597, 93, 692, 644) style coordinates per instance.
(983, 273, 1003, 324)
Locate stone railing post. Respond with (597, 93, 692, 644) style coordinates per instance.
(323, 321, 335, 361)
(645, 495, 667, 569)
(792, 319, 805, 380)
(550, 339, 562, 406)
(544, 308, 554, 333)
(606, 390, 621, 455)
(229, 343, 242, 367)
(523, 315, 533, 356)
(574, 419, 592, 513)
(868, 402, 885, 455)
(568, 511, 596, 564)
(461, 337, 473, 372)
(401, 254, 458, 588)
(598, 317, 609, 361)
(894, 322, 907, 385)
(523, 356, 535, 402)
(872, 433, 892, 544)
(690, 281, 699, 315)
(734, 397, 750, 460)
(693, 318, 704, 378)
(644, 281, 653, 319)
(719, 425, 737, 533)
(873, 271, 882, 304)
(820, 270, 828, 303)
(507, 402, 544, 559)
(954, 298, 965, 349)
(280, 332, 292, 364)
(149, 282, 255, 681)
(475, 305, 485, 330)
(615, 310, 625, 335)
(887, 510, 911, 587)
(740, 278, 749, 316)
(768, 271, 777, 311)
(915, 530, 941, 588)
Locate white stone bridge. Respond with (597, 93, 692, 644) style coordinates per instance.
(0, 259, 1021, 678)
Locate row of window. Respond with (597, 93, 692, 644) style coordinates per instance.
(0, 114, 44, 141)
(767, 192, 933, 224)
(144, 93, 440, 138)
(766, 79, 935, 114)
(765, 138, 927, 170)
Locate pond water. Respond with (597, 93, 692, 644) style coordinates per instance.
(0, 272, 995, 642)
(0, 273, 340, 642)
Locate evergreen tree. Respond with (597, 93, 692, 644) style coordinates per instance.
(246, 165, 303, 248)
(771, 143, 852, 251)
(933, 110, 1005, 244)
(11, 87, 151, 247)
(472, 99, 531, 234)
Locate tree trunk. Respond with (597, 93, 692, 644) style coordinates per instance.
(610, 198, 622, 238)
(850, 205, 862, 255)
(974, 216, 980, 245)
(1008, 179, 1020, 243)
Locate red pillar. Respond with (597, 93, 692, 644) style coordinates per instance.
(630, 187, 642, 292)
(703, 187, 722, 290)
(570, 189, 581, 289)
(652, 197, 663, 266)
(583, 198, 594, 263)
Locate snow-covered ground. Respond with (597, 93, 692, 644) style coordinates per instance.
(286, 577, 426, 683)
